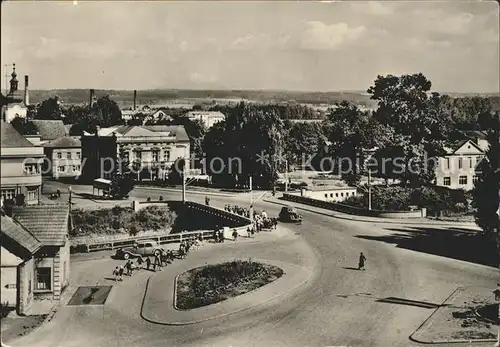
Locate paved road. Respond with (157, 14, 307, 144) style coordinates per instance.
(15, 184, 498, 347)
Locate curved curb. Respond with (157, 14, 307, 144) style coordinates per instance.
(263, 198, 478, 227)
(409, 287, 497, 344)
(141, 259, 313, 326)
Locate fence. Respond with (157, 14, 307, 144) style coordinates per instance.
(72, 200, 253, 253)
(282, 193, 426, 219)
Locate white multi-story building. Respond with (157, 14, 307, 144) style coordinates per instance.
(81, 125, 190, 181)
(435, 138, 489, 191)
(183, 111, 225, 128)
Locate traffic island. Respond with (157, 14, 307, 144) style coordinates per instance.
(410, 286, 498, 344)
(141, 258, 312, 325)
(175, 260, 284, 310)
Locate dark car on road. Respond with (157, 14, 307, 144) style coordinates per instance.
(115, 240, 164, 260)
(278, 206, 302, 223)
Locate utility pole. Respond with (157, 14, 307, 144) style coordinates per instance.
(368, 168, 372, 211)
(181, 164, 186, 203)
(284, 159, 288, 193)
(68, 186, 72, 213)
(249, 175, 254, 221)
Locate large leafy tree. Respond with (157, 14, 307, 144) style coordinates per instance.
(324, 101, 383, 185)
(10, 117, 38, 135)
(285, 122, 325, 165)
(367, 74, 453, 187)
(472, 111, 500, 248)
(203, 102, 287, 189)
(35, 97, 63, 120)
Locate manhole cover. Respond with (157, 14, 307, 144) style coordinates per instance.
(67, 286, 112, 306)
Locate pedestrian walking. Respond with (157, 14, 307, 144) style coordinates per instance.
(154, 253, 162, 271)
(145, 257, 151, 271)
(358, 252, 366, 270)
(136, 256, 144, 270)
(125, 260, 132, 276)
(118, 265, 124, 281)
(113, 266, 120, 281)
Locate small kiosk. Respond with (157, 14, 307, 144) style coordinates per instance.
(93, 178, 112, 198)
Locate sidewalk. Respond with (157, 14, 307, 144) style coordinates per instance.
(135, 185, 251, 198)
(263, 197, 480, 228)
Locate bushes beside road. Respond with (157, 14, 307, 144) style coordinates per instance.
(71, 205, 177, 237)
(344, 186, 469, 215)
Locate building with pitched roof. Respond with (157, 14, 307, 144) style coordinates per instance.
(31, 119, 68, 144)
(80, 125, 190, 182)
(42, 136, 82, 179)
(1, 122, 45, 204)
(435, 139, 488, 190)
(1, 204, 70, 314)
(182, 111, 225, 128)
(1, 64, 29, 123)
(11, 205, 71, 302)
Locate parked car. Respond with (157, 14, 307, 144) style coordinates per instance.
(278, 206, 302, 223)
(115, 240, 164, 260)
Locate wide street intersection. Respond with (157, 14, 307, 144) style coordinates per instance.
(11, 183, 498, 347)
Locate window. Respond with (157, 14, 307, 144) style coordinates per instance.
(473, 175, 479, 183)
(27, 188, 38, 201)
(469, 157, 473, 168)
(28, 279, 32, 295)
(330, 193, 333, 197)
(324, 194, 328, 198)
(36, 267, 51, 290)
(164, 150, 171, 162)
(341, 192, 344, 197)
(67, 152, 71, 159)
(458, 157, 463, 169)
(57, 152, 62, 159)
(459, 176, 468, 185)
(57, 166, 65, 173)
(152, 151, 159, 162)
(24, 164, 39, 175)
(1, 189, 16, 200)
(136, 151, 142, 160)
(445, 158, 450, 169)
(72, 165, 80, 172)
(76, 152, 81, 159)
(335, 193, 339, 197)
(443, 177, 451, 186)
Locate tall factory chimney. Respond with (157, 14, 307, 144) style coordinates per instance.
(24, 75, 29, 106)
(133, 90, 137, 111)
(89, 89, 95, 111)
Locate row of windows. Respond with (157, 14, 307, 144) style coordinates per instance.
(324, 191, 355, 198)
(122, 151, 170, 162)
(443, 175, 479, 186)
(1, 188, 38, 201)
(56, 165, 81, 173)
(24, 164, 40, 175)
(445, 156, 483, 170)
(56, 151, 81, 160)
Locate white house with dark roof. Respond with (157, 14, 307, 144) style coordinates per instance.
(291, 185, 358, 202)
(435, 139, 488, 191)
(183, 111, 225, 128)
(1, 122, 45, 205)
(42, 136, 82, 179)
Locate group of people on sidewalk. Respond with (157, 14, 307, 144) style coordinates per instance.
(112, 236, 205, 281)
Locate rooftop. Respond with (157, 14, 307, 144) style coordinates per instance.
(1, 214, 42, 254)
(31, 120, 68, 141)
(305, 185, 356, 191)
(0, 121, 35, 148)
(44, 136, 81, 148)
(12, 204, 70, 246)
(84, 125, 189, 142)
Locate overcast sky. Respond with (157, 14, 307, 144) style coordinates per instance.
(1, 1, 498, 93)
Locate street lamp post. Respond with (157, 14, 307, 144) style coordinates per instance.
(249, 175, 254, 221)
(68, 186, 72, 212)
(285, 160, 289, 192)
(368, 168, 372, 211)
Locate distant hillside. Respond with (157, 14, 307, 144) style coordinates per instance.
(27, 89, 378, 108)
